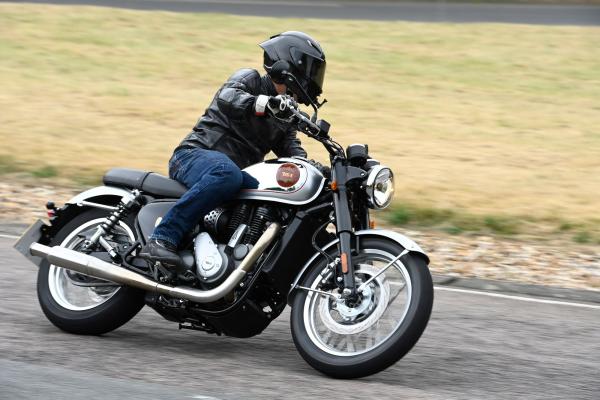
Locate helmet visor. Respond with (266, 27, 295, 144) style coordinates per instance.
(290, 47, 326, 99)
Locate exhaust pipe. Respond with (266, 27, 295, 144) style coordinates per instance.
(30, 223, 280, 303)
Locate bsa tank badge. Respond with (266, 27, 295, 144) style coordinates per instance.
(276, 163, 301, 188)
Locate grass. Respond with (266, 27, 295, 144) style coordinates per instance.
(0, 4, 599, 241)
(387, 203, 521, 235)
(386, 203, 600, 242)
(573, 231, 593, 244)
(30, 165, 59, 179)
(0, 155, 21, 174)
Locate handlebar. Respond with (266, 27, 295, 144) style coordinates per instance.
(288, 106, 322, 137)
(281, 96, 342, 157)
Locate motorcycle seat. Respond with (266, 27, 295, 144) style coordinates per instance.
(103, 168, 187, 198)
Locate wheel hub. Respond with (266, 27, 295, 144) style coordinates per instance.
(318, 265, 390, 335)
(335, 284, 373, 319)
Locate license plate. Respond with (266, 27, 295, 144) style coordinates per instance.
(13, 219, 47, 267)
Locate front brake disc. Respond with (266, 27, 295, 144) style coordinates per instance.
(318, 265, 390, 335)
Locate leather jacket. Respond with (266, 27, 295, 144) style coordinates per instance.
(176, 69, 307, 169)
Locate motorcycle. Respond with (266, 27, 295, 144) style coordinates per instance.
(15, 100, 433, 379)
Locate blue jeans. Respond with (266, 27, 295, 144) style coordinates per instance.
(150, 147, 258, 247)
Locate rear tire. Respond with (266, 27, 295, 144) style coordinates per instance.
(37, 209, 145, 335)
(290, 237, 433, 378)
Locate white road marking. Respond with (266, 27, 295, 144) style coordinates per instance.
(190, 395, 223, 400)
(435, 286, 600, 310)
(0, 234, 19, 240)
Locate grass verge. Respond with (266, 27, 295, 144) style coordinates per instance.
(384, 203, 600, 243)
(0, 4, 599, 241)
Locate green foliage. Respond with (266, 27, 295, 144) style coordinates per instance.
(559, 222, 575, 231)
(483, 216, 519, 235)
(30, 165, 58, 178)
(573, 231, 592, 244)
(442, 225, 464, 235)
(388, 203, 521, 235)
(389, 205, 411, 225)
(389, 205, 455, 226)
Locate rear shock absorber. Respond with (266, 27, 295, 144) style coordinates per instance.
(82, 190, 144, 259)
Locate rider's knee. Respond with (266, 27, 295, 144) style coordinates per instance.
(218, 161, 243, 193)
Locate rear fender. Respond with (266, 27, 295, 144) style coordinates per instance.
(55, 185, 134, 233)
(46, 186, 134, 245)
(14, 186, 136, 267)
(66, 186, 134, 205)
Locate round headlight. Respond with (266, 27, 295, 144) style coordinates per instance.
(365, 166, 394, 209)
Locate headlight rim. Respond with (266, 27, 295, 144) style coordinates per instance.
(365, 166, 394, 210)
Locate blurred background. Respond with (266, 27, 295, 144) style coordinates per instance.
(2, 0, 599, 290)
(1, 1, 599, 400)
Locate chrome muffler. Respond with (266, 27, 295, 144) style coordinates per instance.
(30, 223, 280, 303)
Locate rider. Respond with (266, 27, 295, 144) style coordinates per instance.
(140, 31, 327, 268)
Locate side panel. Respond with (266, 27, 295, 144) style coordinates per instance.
(259, 212, 333, 295)
(237, 158, 326, 205)
(136, 201, 176, 241)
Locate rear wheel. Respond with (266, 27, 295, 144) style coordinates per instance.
(37, 209, 145, 335)
(290, 237, 433, 378)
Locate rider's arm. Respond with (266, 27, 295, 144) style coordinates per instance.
(216, 69, 261, 120)
(272, 127, 307, 159)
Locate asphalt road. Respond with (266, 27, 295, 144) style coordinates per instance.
(1, 236, 599, 399)
(3, 0, 600, 25)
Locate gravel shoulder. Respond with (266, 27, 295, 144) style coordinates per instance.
(2, 181, 599, 293)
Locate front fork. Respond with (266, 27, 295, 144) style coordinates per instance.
(331, 162, 361, 299)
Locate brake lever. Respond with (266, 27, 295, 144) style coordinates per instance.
(290, 108, 321, 137)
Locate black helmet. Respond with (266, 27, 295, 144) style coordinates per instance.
(259, 31, 326, 106)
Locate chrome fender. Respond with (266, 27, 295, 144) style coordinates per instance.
(288, 229, 429, 299)
(66, 186, 134, 205)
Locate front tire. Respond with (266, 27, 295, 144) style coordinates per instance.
(37, 209, 145, 335)
(290, 237, 433, 378)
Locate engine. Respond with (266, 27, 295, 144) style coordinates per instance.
(194, 203, 280, 288)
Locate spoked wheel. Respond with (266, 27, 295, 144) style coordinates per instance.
(47, 218, 126, 311)
(291, 237, 433, 378)
(37, 209, 145, 335)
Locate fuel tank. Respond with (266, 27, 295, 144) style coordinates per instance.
(237, 158, 325, 205)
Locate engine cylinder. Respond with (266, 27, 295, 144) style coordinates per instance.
(228, 204, 252, 231)
(244, 206, 275, 245)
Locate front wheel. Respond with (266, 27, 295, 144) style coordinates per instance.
(290, 237, 433, 378)
(37, 209, 145, 335)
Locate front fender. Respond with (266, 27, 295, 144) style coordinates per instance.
(287, 229, 429, 301)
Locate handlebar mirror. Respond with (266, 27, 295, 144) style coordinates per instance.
(316, 119, 330, 137)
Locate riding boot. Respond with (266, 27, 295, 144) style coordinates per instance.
(139, 239, 183, 270)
